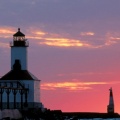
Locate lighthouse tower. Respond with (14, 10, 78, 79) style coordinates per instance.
(107, 88, 114, 113)
(0, 28, 42, 109)
(11, 28, 28, 70)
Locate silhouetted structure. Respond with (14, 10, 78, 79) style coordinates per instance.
(21, 109, 120, 120)
(0, 28, 42, 109)
(107, 88, 114, 113)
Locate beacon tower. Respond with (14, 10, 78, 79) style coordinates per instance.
(107, 88, 114, 113)
(11, 28, 28, 70)
(0, 28, 42, 109)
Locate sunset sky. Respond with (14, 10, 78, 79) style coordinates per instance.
(1, 0, 120, 113)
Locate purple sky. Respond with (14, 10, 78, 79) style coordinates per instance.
(0, 0, 120, 112)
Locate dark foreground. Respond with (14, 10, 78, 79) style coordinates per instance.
(1, 108, 120, 120)
(22, 109, 120, 120)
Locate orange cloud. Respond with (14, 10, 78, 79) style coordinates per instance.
(80, 32, 95, 36)
(27, 36, 43, 40)
(26, 29, 92, 47)
(41, 81, 110, 91)
(39, 38, 90, 47)
(1, 27, 120, 49)
(0, 27, 15, 39)
(28, 30, 120, 48)
(0, 29, 14, 34)
(33, 31, 46, 36)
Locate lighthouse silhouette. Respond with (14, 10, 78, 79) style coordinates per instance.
(0, 28, 42, 109)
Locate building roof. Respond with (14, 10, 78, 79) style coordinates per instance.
(0, 70, 38, 80)
(13, 28, 25, 37)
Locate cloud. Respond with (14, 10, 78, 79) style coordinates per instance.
(28, 29, 120, 48)
(103, 32, 120, 47)
(0, 27, 15, 38)
(1, 27, 120, 49)
(80, 32, 95, 36)
(0, 27, 14, 33)
(39, 38, 91, 47)
(0, 29, 14, 34)
(57, 72, 115, 77)
(29, 28, 47, 36)
(41, 81, 118, 91)
(27, 29, 92, 47)
(0, 42, 9, 48)
(35, 31, 46, 35)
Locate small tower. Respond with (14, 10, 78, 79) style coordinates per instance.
(0, 28, 42, 109)
(107, 88, 114, 113)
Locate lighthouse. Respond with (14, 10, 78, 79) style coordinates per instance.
(107, 88, 114, 113)
(0, 28, 42, 109)
(11, 28, 28, 70)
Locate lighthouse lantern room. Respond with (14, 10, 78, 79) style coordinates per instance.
(0, 28, 42, 109)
